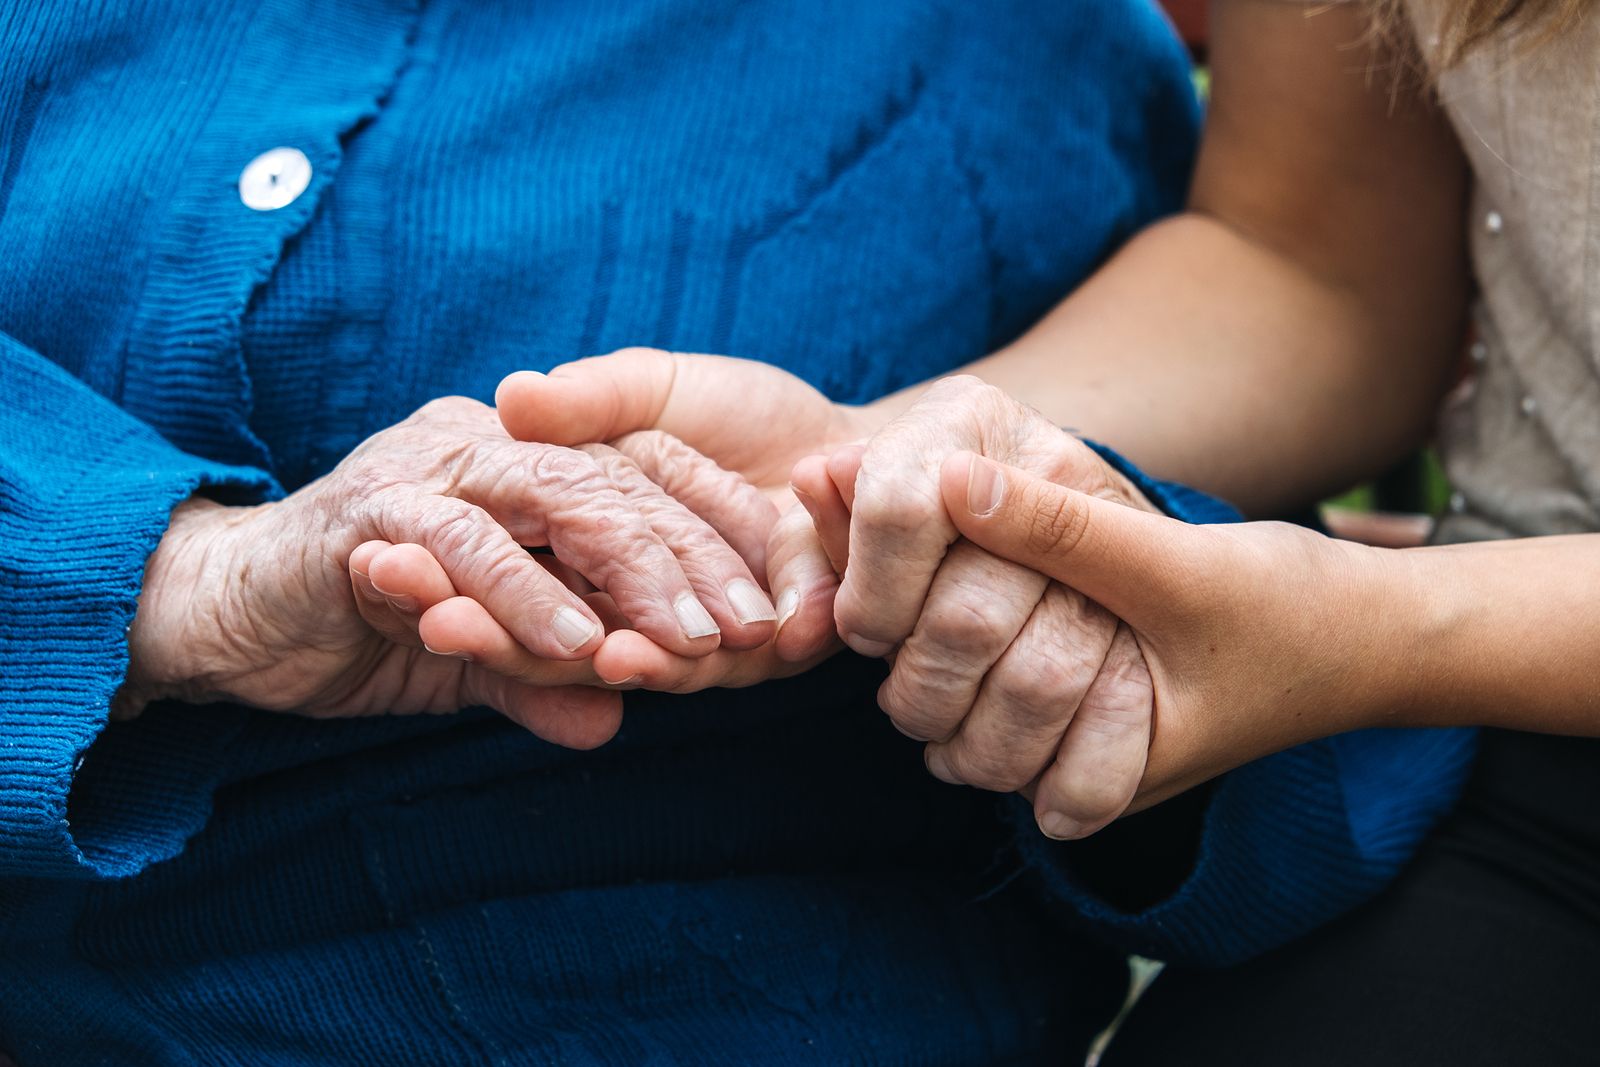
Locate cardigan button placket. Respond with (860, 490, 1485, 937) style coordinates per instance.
(239, 147, 313, 211)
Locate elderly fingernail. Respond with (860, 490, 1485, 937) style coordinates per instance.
(726, 579, 777, 625)
(774, 587, 801, 631)
(925, 748, 959, 785)
(1038, 811, 1083, 841)
(674, 593, 720, 639)
(843, 631, 894, 658)
(553, 606, 600, 651)
(966, 457, 1004, 516)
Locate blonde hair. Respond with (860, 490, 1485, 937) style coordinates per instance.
(1369, 0, 1592, 66)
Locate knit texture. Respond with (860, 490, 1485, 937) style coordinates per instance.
(0, 0, 1470, 1062)
(1021, 445, 1479, 966)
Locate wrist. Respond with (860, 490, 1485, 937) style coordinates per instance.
(1337, 540, 1459, 732)
(119, 497, 254, 715)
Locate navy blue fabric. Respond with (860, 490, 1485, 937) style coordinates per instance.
(0, 1, 1469, 1062)
(1025, 445, 1480, 966)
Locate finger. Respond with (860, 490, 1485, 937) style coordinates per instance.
(368, 542, 458, 613)
(764, 501, 844, 663)
(458, 444, 724, 657)
(374, 492, 605, 661)
(830, 391, 986, 656)
(495, 348, 678, 444)
(789, 453, 851, 574)
(876, 541, 1048, 743)
(349, 540, 420, 645)
(940, 452, 1196, 621)
(461, 668, 624, 750)
(1031, 623, 1152, 840)
(582, 443, 776, 651)
(417, 596, 599, 686)
(922, 584, 1115, 793)
(610, 430, 779, 577)
(592, 629, 809, 694)
(824, 442, 866, 511)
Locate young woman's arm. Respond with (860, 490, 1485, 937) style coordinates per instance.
(939, 451, 1600, 809)
(916, 0, 1472, 515)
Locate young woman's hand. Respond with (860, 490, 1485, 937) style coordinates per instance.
(495, 347, 887, 664)
(121, 396, 783, 747)
(940, 451, 1398, 811)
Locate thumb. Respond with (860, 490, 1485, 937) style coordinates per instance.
(939, 451, 1198, 622)
(496, 347, 677, 444)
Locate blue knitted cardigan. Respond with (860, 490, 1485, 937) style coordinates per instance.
(0, 1, 1475, 1063)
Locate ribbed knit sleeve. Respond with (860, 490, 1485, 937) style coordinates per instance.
(0, 335, 274, 880)
(1012, 443, 1479, 967)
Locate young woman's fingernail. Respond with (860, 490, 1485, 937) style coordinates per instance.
(674, 593, 721, 639)
(1038, 811, 1083, 841)
(966, 456, 1004, 516)
(843, 632, 894, 658)
(774, 587, 801, 631)
(553, 606, 600, 651)
(423, 643, 472, 662)
(726, 579, 777, 625)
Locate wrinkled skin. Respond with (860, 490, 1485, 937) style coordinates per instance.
(796, 376, 1164, 839)
(498, 352, 1164, 837)
(124, 396, 783, 748)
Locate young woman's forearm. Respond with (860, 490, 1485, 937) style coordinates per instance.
(875, 0, 1471, 516)
(953, 212, 1459, 514)
(1376, 536, 1600, 735)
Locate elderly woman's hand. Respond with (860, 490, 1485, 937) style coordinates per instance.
(122, 396, 782, 748)
(495, 347, 885, 663)
(794, 376, 1167, 839)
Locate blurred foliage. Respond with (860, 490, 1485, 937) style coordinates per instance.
(1324, 449, 1452, 516)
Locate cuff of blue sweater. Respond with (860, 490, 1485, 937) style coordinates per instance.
(0, 460, 273, 880)
(1012, 441, 1478, 967)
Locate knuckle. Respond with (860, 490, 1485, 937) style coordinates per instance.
(918, 596, 1018, 654)
(988, 656, 1087, 724)
(416, 394, 490, 424)
(852, 485, 939, 540)
(925, 373, 986, 402)
(879, 672, 956, 742)
(530, 445, 608, 496)
(941, 743, 1022, 793)
(423, 497, 496, 558)
(1057, 770, 1137, 827)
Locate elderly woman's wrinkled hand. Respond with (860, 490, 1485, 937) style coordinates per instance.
(794, 376, 1166, 839)
(122, 396, 784, 748)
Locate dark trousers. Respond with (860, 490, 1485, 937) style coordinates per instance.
(1104, 730, 1600, 1066)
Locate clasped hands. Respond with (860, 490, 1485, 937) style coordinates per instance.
(129, 348, 1387, 839)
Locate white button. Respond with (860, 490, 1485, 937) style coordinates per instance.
(1449, 491, 1466, 514)
(1484, 210, 1504, 235)
(1520, 395, 1538, 417)
(239, 147, 312, 211)
(1469, 340, 1488, 365)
